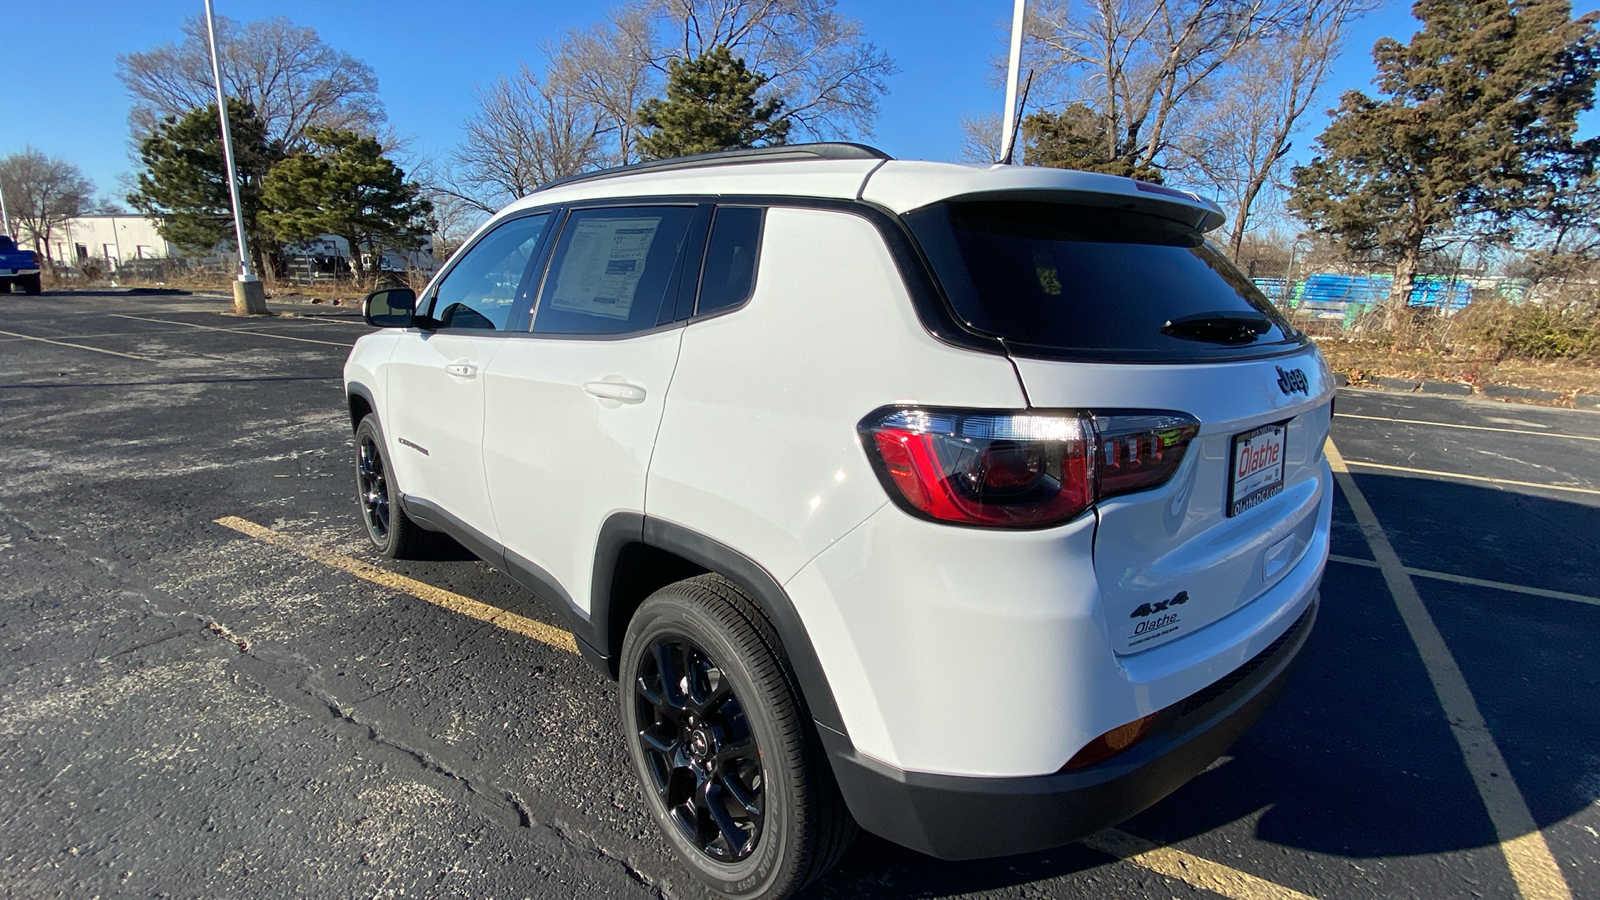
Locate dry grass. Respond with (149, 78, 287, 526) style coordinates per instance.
(1316, 338, 1600, 397)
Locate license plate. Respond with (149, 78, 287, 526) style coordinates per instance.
(1228, 421, 1288, 516)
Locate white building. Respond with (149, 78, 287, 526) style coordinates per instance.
(49, 214, 178, 268)
(46, 214, 437, 276)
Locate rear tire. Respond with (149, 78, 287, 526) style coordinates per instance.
(21, 274, 41, 295)
(0, 278, 11, 294)
(620, 575, 856, 899)
(353, 414, 433, 559)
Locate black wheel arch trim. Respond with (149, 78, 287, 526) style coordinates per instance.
(347, 382, 379, 433)
(593, 513, 848, 735)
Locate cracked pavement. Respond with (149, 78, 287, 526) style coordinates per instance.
(3, 291, 1598, 900)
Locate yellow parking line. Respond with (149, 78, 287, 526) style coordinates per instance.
(1084, 830, 1318, 900)
(109, 313, 353, 348)
(1329, 554, 1600, 607)
(1327, 441, 1572, 900)
(1341, 458, 1600, 497)
(217, 514, 1321, 900)
(213, 516, 578, 654)
(0, 328, 158, 362)
(1336, 412, 1600, 443)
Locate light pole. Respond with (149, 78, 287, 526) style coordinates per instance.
(203, 0, 267, 314)
(0, 172, 12, 240)
(998, 0, 1027, 165)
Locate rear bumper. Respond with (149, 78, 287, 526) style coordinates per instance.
(821, 596, 1316, 860)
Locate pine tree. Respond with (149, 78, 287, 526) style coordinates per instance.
(636, 46, 790, 160)
(128, 99, 281, 275)
(1289, 0, 1600, 325)
(1022, 105, 1163, 183)
(261, 127, 434, 281)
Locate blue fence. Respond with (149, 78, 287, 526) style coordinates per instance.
(1252, 274, 1475, 328)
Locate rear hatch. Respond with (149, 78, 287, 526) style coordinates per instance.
(905, 197, 1334, 654)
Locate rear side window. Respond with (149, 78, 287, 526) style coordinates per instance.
(907, 201, 1302, 361)
(696, 206, 764, 316)
(533, 206, 695, 336)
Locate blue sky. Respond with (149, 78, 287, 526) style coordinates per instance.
(1, 0, 1594, 203)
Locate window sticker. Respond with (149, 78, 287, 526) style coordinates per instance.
(549, 217, 661, 320)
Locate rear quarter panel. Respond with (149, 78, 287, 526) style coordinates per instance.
(645, 205, 1027, 584)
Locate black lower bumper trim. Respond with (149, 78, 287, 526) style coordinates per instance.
(819, 598, 1317, 860)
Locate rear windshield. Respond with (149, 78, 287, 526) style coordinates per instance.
(905, 200, 1303, 362)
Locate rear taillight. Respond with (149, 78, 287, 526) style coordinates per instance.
(859, 407, 1200, 529)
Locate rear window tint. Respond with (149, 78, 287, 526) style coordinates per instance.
(696, 206, 764, 316)
(907, 201, 1302, 361)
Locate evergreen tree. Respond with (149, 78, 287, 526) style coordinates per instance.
(636, 46, 790, 160)
(1289, 0, 1600, 325)
(261, 127, 434, 281)
(1022, 105, 1163, 183)
(128, 100, 282, 274)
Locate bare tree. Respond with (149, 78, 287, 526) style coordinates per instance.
(453, 66, 607, 209)
(958, 111, 1004, 164)
(1179, 0, 1367, 256)
(117, 14, 385, 150)
(447, 0, 893, 210)
(651, 0, 898, 139)
(0, 149, 94, 269)
(549, 6, 657, 165)
(1025, 0, 1294, 176)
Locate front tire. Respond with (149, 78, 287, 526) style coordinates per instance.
(621, 576, 855, 899)
(353, 414, 432, 559)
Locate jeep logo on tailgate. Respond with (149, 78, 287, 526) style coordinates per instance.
(1276, 366, 1309, 395)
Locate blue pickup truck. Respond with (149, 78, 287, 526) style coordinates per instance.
(0, 235, 42, 294)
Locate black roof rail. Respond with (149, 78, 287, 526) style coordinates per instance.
(533, 142, 892, 193)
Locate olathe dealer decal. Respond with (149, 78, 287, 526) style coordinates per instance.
(1128, 590, 1189, 647)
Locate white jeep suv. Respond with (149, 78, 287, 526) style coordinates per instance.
(344, 143, 1333, 899)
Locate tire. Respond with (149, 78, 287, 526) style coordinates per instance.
(620, 575, 856, 899)
(21, 274, 41, 295)
(0, 279, 11, 294)
(353, 414, 433, 559)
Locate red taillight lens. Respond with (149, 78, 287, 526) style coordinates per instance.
(860, 407, 1199, 529)
(1096, 412, 1201, 499)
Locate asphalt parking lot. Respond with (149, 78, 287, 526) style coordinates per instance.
(2, 290, 1596, 899)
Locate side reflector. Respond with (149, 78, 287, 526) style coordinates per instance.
(1061, 713, 1159, 770)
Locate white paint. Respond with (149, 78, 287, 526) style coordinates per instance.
(483, 328, 684, 615)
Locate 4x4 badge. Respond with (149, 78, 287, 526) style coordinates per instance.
(1276, 366, 1309, 395)
(1130, 591, 1189, 619)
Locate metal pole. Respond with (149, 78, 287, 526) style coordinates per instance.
(0, 173, 11, 239)
(999, 0, 1027, 165)
(204, 0, 252, 279)
(203, 0, 266, 313)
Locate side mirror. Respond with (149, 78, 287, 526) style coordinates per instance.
(363, 288, 416, 328)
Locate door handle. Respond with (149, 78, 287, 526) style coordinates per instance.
(446, 363, 478, 378)
(583, 381, 647, 403)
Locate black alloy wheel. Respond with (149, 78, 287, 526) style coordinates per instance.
(634, 635, 766, 862)
(357, 434, 390, 540)
(352, 414, 431, 559)
(620, 576, 856, 899)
